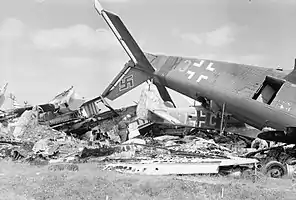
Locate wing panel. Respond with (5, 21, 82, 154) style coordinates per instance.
(151, 109, 181, 125)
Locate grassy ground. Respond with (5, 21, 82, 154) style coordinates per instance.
(0, 160, 295, 200)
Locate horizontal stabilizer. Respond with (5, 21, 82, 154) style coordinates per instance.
(102, 62, 151, 100)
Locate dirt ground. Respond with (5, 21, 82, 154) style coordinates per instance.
(0, 160, 295, 200)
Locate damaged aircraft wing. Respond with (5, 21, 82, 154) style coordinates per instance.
(49, 86, 85, 113)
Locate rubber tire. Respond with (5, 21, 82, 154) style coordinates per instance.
(262, 160, 287, 178)
(251, 138, 268, 149)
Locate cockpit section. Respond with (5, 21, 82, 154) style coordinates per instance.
(252, 76, 285, 105)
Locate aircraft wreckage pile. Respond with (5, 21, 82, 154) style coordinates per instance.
(0, 88, 296, 180)
(0, 110, 253, 175)
(2, 0, 296, 180)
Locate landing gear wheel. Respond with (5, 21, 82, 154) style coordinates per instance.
(262, 161, 287, 178)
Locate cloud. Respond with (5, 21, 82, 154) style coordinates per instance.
(58, 57, 97, 69)
(0, 18, 25, 40)
(205, 26, 235, 47)
(180, 33, 203, 45)
(0, 17, 129, 108)
(31, 25, 118, 50)
(178, 25, 236, 47)
(0, 18, 120, 52)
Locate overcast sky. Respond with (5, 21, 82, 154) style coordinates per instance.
(0, 0, 296, 109)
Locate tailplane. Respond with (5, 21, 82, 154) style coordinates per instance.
(102, 61, 152, 100)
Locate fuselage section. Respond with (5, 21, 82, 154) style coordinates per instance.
(148, 54, 296, 131)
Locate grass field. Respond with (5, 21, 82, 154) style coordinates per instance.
(0, 160, 295, 200)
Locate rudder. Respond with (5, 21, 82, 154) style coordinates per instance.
(94, 0, 155, 74)
(95, 0, 156, 101)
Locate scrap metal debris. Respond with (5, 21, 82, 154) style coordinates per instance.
(0, 109, 260, 177)
(0, 89, 295, 179)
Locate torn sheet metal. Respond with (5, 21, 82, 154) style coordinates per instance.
(104, 156, 258, 175)
(11, 109, 39, 139)
(105, 162, 220, 175)
(49, 86, 85, 113)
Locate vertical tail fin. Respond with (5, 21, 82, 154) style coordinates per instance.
(94, 0, 155, 74)
(94, 0, 177, 106)
(284, 58, 296, 84)
(95, 0, 156, 100)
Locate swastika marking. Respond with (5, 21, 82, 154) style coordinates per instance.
(119, 74, 134, 92)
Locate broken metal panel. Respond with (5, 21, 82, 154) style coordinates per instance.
(81, 100, 101, 117)
(49, 86, 85, 112)
(0, 104, 55, 123)
(50, 86, 74, 105)
(11, 109, 39, 139)
(39, 111, 81, 127)
(136, 83, 164, 120)
(0, 83, 8, 109)
(105, 162, 220, 175)
(9, 93, 22, 109)
(218, 157, 258, 166)
(81, 95, 118, 118)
